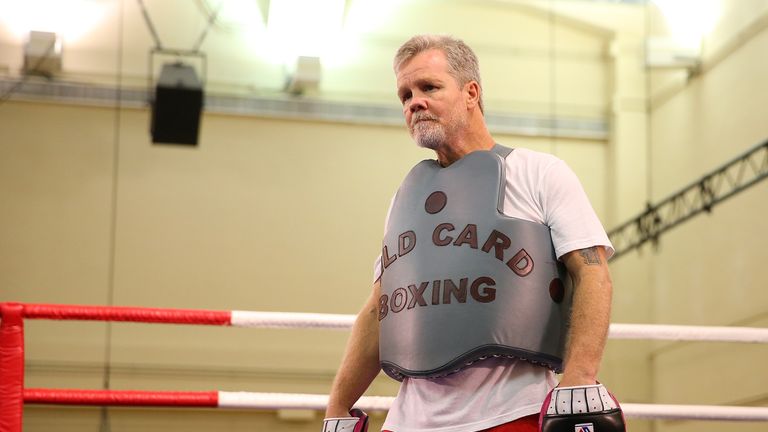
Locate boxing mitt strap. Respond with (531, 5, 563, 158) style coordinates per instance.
(539, 384, 626, 432)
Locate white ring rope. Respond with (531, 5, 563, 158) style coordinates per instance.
(608, 323, 768, 343)
(231, 311, 768, 343)
(217, 392, 768, 421)
(623, 403, 768, 421)
(231, 311, 356, 330)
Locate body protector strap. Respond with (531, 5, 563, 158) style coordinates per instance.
(378, 144, 572, 381)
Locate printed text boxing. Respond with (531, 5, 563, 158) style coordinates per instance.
(378, 276, 496, 321)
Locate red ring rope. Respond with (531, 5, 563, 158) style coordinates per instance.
(20, 303, 232, 326)
(23, 389, 218, 407)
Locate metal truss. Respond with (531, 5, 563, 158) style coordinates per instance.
(608, 139, 768, 259)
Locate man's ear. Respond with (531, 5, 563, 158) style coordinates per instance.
(464, 81, 481, 110)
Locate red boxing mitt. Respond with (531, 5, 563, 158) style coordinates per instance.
(322, 408, 369, 432)
(539, 384, 626, 432)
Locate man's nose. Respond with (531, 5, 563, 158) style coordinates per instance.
(408, 94, 428, 113)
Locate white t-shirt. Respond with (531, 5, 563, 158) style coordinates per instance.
(373, 147, 614, 432)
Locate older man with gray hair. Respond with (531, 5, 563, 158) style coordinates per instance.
(323, 34, 625, 432)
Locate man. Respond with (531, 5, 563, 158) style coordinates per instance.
(323, 35, 623, 432)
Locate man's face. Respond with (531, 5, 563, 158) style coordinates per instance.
(395, 49, 468, 150)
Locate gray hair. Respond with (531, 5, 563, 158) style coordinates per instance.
(393, 34, 483, 112)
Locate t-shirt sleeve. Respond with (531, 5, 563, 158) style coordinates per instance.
(538, 159, 614, 260)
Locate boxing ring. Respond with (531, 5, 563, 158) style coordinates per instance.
(1, 302, 767, 432)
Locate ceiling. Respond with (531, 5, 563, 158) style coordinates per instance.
(0, 0, 649, 88)
(0, 0, 660, 138)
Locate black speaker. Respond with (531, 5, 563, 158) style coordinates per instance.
(151, 62, 203, 145)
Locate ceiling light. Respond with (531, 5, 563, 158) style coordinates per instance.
(652, 0, 721, 49)
(0, 0, 109, 43)
(265, 0, 346, 63)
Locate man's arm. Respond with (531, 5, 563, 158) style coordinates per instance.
(559, 246, 613, 387)
(325, 281, 382, 418)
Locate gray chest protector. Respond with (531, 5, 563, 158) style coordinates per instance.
(378, 144, 572, 381)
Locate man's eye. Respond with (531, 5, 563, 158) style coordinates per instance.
(400, 93, 411, 103)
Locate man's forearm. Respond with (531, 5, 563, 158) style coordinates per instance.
(560, 247, 613, 386)
(326, 287, 382, 417)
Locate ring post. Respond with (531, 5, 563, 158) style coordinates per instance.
(0, 303, 25, 432)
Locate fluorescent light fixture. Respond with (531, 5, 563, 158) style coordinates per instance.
(0, 0, 109, 43)
(652, 0, 721, 49)
(265, 0, 346, 64)
(253, 0, 407, 68)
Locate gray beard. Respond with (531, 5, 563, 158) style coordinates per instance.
(412, 122, 446, 150)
